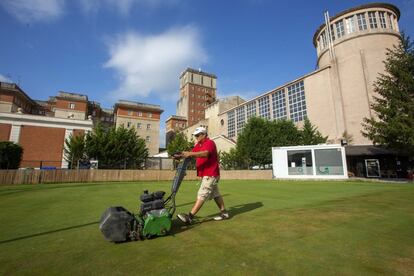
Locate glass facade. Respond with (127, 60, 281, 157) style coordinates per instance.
(246, 101, 257, 120)
(236, 106, 246, 135)
(287, 81, 307, 122)
(258, 96, 270, 120)
(227, 110, 235, 138)
(271, 90, 287, 120)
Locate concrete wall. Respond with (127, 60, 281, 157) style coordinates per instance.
(116, 116, 160, 156)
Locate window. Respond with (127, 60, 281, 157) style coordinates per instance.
(330, 25, 336, 41)
(246, 101, 256, 120)
(227, 110, 235, 138)
(287, 150, 313, 175)
(387, 13, 395, 30)
(128, 110, 132, 116)
(258, 96, 270, 120)
(320, 31, 327, 49)
(69, 103, 75, 109)
(127, 122, 131, 128)
(146, 136, 150, 142)
(147, 124, 151, 130)
(137, 123, 141, 129)
(148, 112, 152, 118)
(314, 148, 344, 175)
(271, 89, 287, 120)
(378, 12, 387, 28)
(138, 111, 142, 116)
(287, 80, 307, 122)
(357, 13, 367, 30)
(335, 20, 345, 38)
(236, 106, 246, 135)
(368, 11, 378, 29)
(345, 16, 356, 34)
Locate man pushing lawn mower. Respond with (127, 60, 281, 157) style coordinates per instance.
(175, 127, 229, 224)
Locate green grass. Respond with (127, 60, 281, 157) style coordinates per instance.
(0, 180, 413, 275)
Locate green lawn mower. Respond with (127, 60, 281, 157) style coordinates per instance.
(99, 156, 190, 242)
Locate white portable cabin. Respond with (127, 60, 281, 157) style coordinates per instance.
(272, 144, 348, 179)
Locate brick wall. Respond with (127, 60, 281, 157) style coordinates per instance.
(19, 125, 65, 168)
(0, 123, 11, 141)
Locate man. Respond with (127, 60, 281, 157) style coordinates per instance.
(176, 127, 229, 224)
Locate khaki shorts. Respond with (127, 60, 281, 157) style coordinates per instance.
(197, 176, 221, 201)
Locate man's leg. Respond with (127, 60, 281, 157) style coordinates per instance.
(190, 198, 205, 216)
(214, 196, 226, 212)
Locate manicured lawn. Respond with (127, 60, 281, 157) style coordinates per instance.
(0, 179, 413, 275)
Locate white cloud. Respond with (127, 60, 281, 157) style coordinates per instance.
(104, 25, 207, 100)
(0, 74, 12, 83)
(1, 0, 64, 23)
(78, 0, 176, 15)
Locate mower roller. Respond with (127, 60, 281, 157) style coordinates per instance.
(99, 156, 191, 242)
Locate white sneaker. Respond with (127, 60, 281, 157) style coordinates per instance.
(214, 212, 230, 221)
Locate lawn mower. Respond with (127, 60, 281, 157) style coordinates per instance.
(99, 155, 191, 242)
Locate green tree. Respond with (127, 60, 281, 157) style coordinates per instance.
(167, 132, 193, 156)
(270, 119, 303, 146)
(237, 117, 272, 167)
(85, 124, 148, 169)
(362, 34, 414, 155)
(0, 141, 23, 169)
(300, 118, 328, 145)
(237, 117, 302, 167)
(64, 133, 85, 169)
(219, 146, 249, 170)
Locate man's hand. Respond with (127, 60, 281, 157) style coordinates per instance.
(181, 151, 192, 158)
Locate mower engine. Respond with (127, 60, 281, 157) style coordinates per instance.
(139, 190, 172, 238)
(99, 156, 190, 243)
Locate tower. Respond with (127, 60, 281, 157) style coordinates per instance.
(176, 68, 217, 127)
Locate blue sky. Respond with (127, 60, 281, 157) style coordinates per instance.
(1, 0, 413, 147)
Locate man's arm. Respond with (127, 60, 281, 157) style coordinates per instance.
(182, 150, 209, 158)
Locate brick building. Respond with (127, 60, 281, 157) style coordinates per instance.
(0, 82, 163, 168)
(176, 68, 217, 127)
(114, 100, 163, 156)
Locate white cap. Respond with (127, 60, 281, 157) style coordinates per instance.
(192, 127, 207, 136)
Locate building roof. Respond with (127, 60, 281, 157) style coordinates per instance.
(179, 67, 217, 79)
(313, 3, 400, 46)
(114, 100, 163, 113)
(0, 82, 38, 106)
(345, 145, 401, 156)
(165, 115, 187, 122)
(57, 91, 88, 102)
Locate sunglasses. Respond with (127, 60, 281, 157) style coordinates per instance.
(194, 133, 203, 137)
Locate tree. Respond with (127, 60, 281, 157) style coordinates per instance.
(219, 146, 249, 170)
(270, 119, 303, 147)
(0, 141, 23, 169)
(362, 34, 414, 155)
(64, 133, 85, 169)
(84, 124, 148, 169)
(300, 118, 328, 145)
(237, 117, 272, 167)
(167, 132, 193, 156)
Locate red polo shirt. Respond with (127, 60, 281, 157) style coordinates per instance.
(192, 137, 220, 177)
